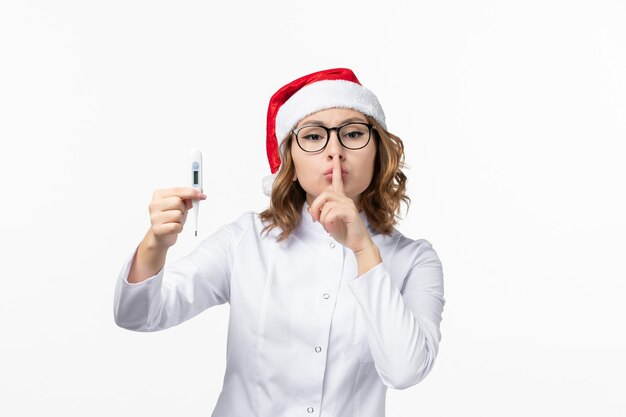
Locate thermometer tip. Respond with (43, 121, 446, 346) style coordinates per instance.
(195, 230, 197, 237)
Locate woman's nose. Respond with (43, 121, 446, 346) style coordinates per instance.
(325, 131, 344, 158)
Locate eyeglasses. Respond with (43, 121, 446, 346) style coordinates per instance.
(292, 122, 374, 153)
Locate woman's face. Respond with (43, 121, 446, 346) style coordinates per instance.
(290, 108, 377, 207)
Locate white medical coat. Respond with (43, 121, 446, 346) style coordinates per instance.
(113, 202, 445, 417)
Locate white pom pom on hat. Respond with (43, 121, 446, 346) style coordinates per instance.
(262, 172, 277, 197)
(262, 68, 386, 196)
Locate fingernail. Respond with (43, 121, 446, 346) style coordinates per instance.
(201, 194, 207, 200)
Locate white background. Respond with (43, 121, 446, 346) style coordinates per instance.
(1, 1, 624, 416)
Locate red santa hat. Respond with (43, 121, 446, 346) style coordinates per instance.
(263, 68, 387, 196)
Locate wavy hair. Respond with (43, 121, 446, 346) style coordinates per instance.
(259, 115, 410, 241)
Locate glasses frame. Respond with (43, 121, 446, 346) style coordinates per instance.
(292, 122, 375, 153)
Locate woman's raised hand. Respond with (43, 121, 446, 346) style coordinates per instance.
(307, 157, 374, 254)
(148, 187, 207, 249)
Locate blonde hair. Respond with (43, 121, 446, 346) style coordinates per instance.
(259, 116, 410, 241)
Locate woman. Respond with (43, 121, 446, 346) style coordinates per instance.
(114, 68, 445, 417)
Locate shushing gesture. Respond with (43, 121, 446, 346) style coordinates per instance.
(307, 156, 375, 255)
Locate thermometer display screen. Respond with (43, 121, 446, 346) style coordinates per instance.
(193, 171, 199, 185)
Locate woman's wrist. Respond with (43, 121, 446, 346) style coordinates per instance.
(128, 230, 169, 284)
(354, 242, 382, 277)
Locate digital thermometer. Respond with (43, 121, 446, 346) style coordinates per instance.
(189, 148, 203, 237)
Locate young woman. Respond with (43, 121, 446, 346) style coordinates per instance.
(114, 68, 445, 417)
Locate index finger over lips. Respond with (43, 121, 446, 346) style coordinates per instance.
(332, 156, 345, 195)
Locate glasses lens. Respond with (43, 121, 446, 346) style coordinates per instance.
(297, 126, 328, 152)
(339, 123, 371, 149)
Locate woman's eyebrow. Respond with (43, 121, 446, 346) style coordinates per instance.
(300, 117, 367, 126)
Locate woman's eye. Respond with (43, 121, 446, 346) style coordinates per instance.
(303, 134, 322, 141)
(344, 131, 363, 139)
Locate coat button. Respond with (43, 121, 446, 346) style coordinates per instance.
(307, 407, 314, 413)
(322, 293, 329, 299)
(315, 346, 322, 353)
(329, 242, 335, 248)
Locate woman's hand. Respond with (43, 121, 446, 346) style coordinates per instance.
(308, 157, 375, 255)
(148, 187, 207, 249)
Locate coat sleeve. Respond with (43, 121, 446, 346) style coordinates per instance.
(346, 238, 445, 390)
(113, 213, 253, 332)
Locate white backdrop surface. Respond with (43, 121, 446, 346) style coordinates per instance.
(1, 1, 624, 416)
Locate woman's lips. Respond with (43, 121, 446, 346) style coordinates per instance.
(324, 172, 347, 182)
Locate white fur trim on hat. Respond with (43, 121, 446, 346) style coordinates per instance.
(275, 79, 386, 145)
(262, 173, 276, 196)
